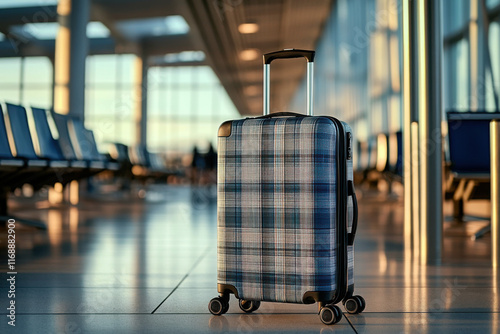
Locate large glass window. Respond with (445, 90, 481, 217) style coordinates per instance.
(84, 54, 136, 147)
(290, 0, 399, 141)
(487, 0, 500, 8)
(0, 58, 21, 103)
(23, 57, 53, 108)
(445, 39, 470, 109)
(486, 21, 500, 110)
(0, 57, 52, 109)
(147, 65, 239, 154)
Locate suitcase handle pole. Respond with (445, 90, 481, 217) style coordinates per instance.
(263, 49, 315, 116)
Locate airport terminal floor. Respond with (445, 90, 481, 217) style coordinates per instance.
(1, 185, 498, 333)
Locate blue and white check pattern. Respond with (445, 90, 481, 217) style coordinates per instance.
(218, 116, 353, 303)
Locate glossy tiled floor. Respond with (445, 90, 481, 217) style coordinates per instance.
(1, 185, 499, 333)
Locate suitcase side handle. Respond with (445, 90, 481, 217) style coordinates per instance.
(347, 180, 358, 246)
(263, 49, 315, 116)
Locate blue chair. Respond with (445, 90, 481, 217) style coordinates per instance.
(447, 112, 492, 177)
(0, 105, 24, 173)
(446, 111, 500, 239)
(0, 104, 52, 228)
(5, 103, 49, 168)
(52, 112, 106, 171)
(69, 118, 119, 171)
(31, 106, 93, 185)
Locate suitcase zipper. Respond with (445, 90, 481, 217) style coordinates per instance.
(325, 116, 348, 304)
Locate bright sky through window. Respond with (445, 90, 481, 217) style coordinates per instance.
(0, 0, 57, 8)
(9, 21, 110, 40)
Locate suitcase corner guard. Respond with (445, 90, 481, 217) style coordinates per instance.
(218, 121, 232, 137)
(302, 290, 337, 304)
(217, 283, 239, 298)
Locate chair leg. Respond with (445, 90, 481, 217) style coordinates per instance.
(0, 188, 46, 229)
(472, 224, 491, 241)
(453, 199, 465, 221)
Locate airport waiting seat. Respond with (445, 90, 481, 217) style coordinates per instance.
(31, 107, 92, 184)
(4, 104, 50, 169)
(0, 104, 57, 228)
(446, 111, 500, 239)
(356, 134, 389, 189)
(148, 152, 168, 173)
(4, 103, 71, 190)
(68, 117, 120, 171)
(0, 105, 24, 178)
(107, 143, 135, 187)
(108, 143, 132, 167)
(126, 145, 172, 181)
(388, 131, 403, 178)
(355, 131, 402, 195)
(129, 145, 156, 179)
(52, 112, 107, 172)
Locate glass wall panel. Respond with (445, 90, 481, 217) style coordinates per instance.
(147, 66, 239, 154)
(487, 21, 500, 110)
(290, 0, 397, 150)
(0, 57, 52, 109)
(85, 54, 135, 147)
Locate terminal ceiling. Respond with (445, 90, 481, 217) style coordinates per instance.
(0, 0, 333, 115)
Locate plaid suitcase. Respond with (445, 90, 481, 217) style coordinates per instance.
(209, 49, 365, 325)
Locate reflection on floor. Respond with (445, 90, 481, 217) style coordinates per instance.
(0, 185, 498, 333)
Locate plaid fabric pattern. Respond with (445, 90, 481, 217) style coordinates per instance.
(217, 116, 341, 303)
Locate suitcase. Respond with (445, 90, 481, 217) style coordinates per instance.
(208, 49, 365, 325)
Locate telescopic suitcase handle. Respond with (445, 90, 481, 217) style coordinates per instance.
(263, 49, 315, 116)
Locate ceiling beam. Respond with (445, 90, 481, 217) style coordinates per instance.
(90, 3, 140, 55)
(142, 34, 198, 55)
(0, 6, 58, 26)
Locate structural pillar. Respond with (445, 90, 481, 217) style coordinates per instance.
(403, 0, 443, 265)
(491, 121, 500, 268)
(54, 0, 89, 119)
(402, 0, 420, 258)
(417, 0, 443, 265)
(134, 52, 148, 147)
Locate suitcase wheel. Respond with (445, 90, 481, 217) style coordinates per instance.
(319, 304, 342, 325)
(239, 299, 261, 313)
(344, 295, 366, 314)
(208, 297, 229, 316)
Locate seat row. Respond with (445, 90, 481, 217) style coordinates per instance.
(107, 142, 176, 184)
(0, 103, 121, 189)
(445, 111, 499, 239)
(353, 111, 498, 239)
(355, 131, 403, 191)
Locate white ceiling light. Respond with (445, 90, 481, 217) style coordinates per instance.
(238, 23, 259, 34)
(240, 49, 259, 61)
(164, 51, 205, 63)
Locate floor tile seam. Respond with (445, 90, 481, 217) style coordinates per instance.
(2, 311, 500, 315)
(343, 313, 360, 334)
(9, 287, 183, 289)
(0, 313, 153, 315)
(150, 311, 500, 314)
(354, 286, 499, 289)
(150, 245, 211, 314)
(182, 245, 214, 277)
(345, 311, 500, 314)
(150, 274, 188, 314)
